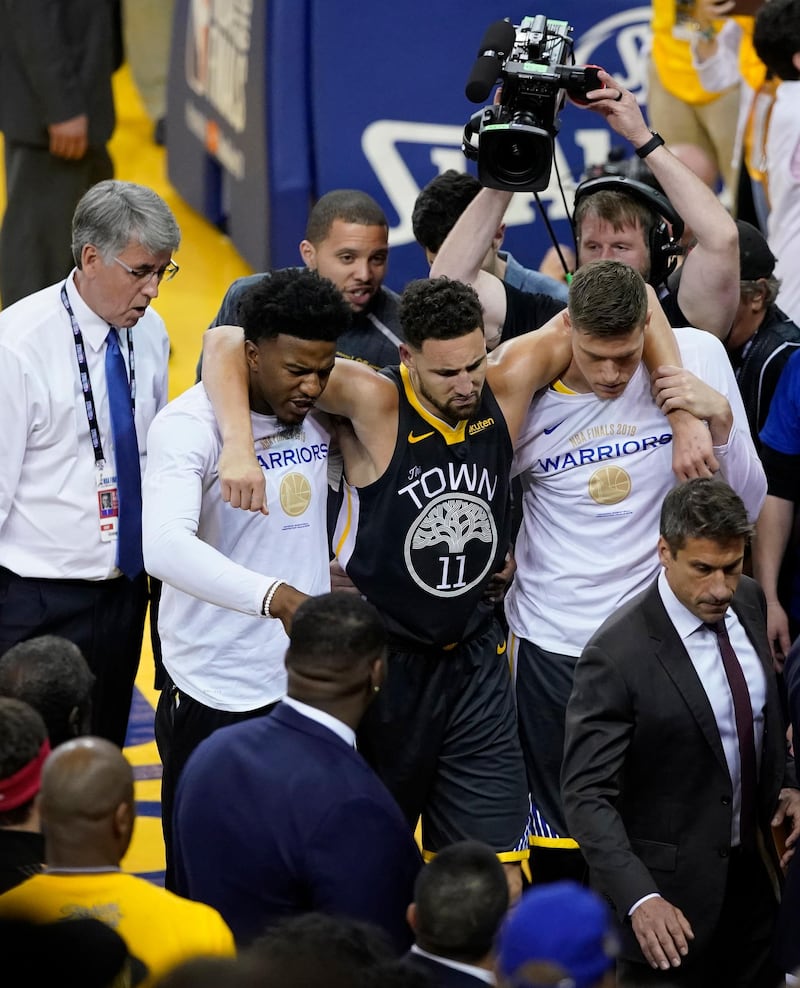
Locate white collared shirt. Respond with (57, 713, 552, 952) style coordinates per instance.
(657, 570, 767, 846)
(281, 696, 356, 749)
(0, 273, 169, 579)
(410, 945, 495, 984)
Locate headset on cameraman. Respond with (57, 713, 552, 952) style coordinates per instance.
(571, 174, 685, 288)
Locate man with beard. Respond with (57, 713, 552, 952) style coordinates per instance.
(200, 273, 697, 895)
(202, 189, 403, 375)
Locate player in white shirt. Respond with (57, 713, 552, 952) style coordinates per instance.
(0, 180, 180, 748)
(142, 267, 351, 889)
(504, 260, 767, 882)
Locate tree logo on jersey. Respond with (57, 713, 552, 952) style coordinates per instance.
(404, 493, 497, 598)
(280, 473, 312, 516)
(588, 465, 632, 505)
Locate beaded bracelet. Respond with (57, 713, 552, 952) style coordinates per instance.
(262, 579, 286, 617)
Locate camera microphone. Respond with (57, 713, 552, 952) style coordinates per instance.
(465, 20, 516, 103)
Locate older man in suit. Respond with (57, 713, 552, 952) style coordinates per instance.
(562, 478, 800, 988)
(172, 592, 422, 951)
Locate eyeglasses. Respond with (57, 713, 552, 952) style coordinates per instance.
(112, 256, 180, 283)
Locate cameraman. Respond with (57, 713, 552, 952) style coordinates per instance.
(433, 69, 739, 342)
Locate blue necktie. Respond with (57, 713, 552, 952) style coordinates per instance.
(105, 328, 143, 579)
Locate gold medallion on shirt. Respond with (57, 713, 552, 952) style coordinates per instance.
(280, 473, 312, 516)
(588, 465, 632, 505)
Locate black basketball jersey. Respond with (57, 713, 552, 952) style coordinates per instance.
(333, 364, 513, 647)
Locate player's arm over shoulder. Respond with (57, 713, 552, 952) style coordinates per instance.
(318, 357, 398, 433)
(487, 311, 572, 437)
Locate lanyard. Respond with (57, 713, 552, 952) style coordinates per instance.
(60, 283, 136, 467)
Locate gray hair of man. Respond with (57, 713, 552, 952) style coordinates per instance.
(71, 180, 181, 267)
(740, 275, 781, 308)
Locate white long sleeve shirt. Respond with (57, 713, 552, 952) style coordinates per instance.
(143, 384, 333, 711)
(767, 81, 800, 326)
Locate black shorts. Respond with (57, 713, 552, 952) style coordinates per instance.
(357, 618, 529, 860)
(511, 634, 579, 848)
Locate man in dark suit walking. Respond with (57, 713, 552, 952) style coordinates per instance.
(562, 477, 800, 987)
(0, 0, 119, 307)
(403, 840, 508, 987)
(777, 635, 800, 975)
(172, 592, 422, 951)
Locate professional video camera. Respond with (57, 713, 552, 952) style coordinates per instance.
(462, 15, 601, 193)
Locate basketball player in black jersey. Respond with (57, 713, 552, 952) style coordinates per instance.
(201, 274, 696, 894)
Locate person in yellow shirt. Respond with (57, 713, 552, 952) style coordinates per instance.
(0, 736, 235, 986)
(689, 0, 775, 229)
(649, 0, 742, 205)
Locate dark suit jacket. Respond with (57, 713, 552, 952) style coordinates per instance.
(775, 636, 800, 970)
(562, 575, 793, 963)
(403, 949, 493, 987)
(173, 702, 422, 950)
(0, 0, 115, 146)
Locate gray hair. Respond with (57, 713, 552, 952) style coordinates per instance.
(740, 275, 781, 308)
(72, 180, 181, 267)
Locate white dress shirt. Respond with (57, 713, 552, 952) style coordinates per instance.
(0, 273, 168, 580)
(281, 696, 356, 748)
(409, 945, 495, 984)
(658, 570, 767, 847)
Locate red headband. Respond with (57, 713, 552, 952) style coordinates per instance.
(0, 739, 50, 811)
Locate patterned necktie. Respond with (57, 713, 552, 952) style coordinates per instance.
(105, 328, 143, 579)
(706, 620, 757, 847)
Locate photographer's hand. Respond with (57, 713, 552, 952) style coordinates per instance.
(695, 0, 735, 19)
(582, 70, 652, 149)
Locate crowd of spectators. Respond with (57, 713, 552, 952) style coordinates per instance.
(2, 2, 800, 985)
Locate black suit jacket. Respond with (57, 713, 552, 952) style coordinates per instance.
(402, 950, 493, 987)
(0, 0, 116, 146)
(562, 575, 793, 962)
(775, 636, 800, 970)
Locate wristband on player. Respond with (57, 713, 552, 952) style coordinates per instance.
(262, 579, 286, 617)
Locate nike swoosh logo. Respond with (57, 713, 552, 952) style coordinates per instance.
(408, 430, 435, 444)
(543, 420, 566, 435)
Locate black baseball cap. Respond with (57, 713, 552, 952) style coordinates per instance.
(736, 219, 776, 281)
